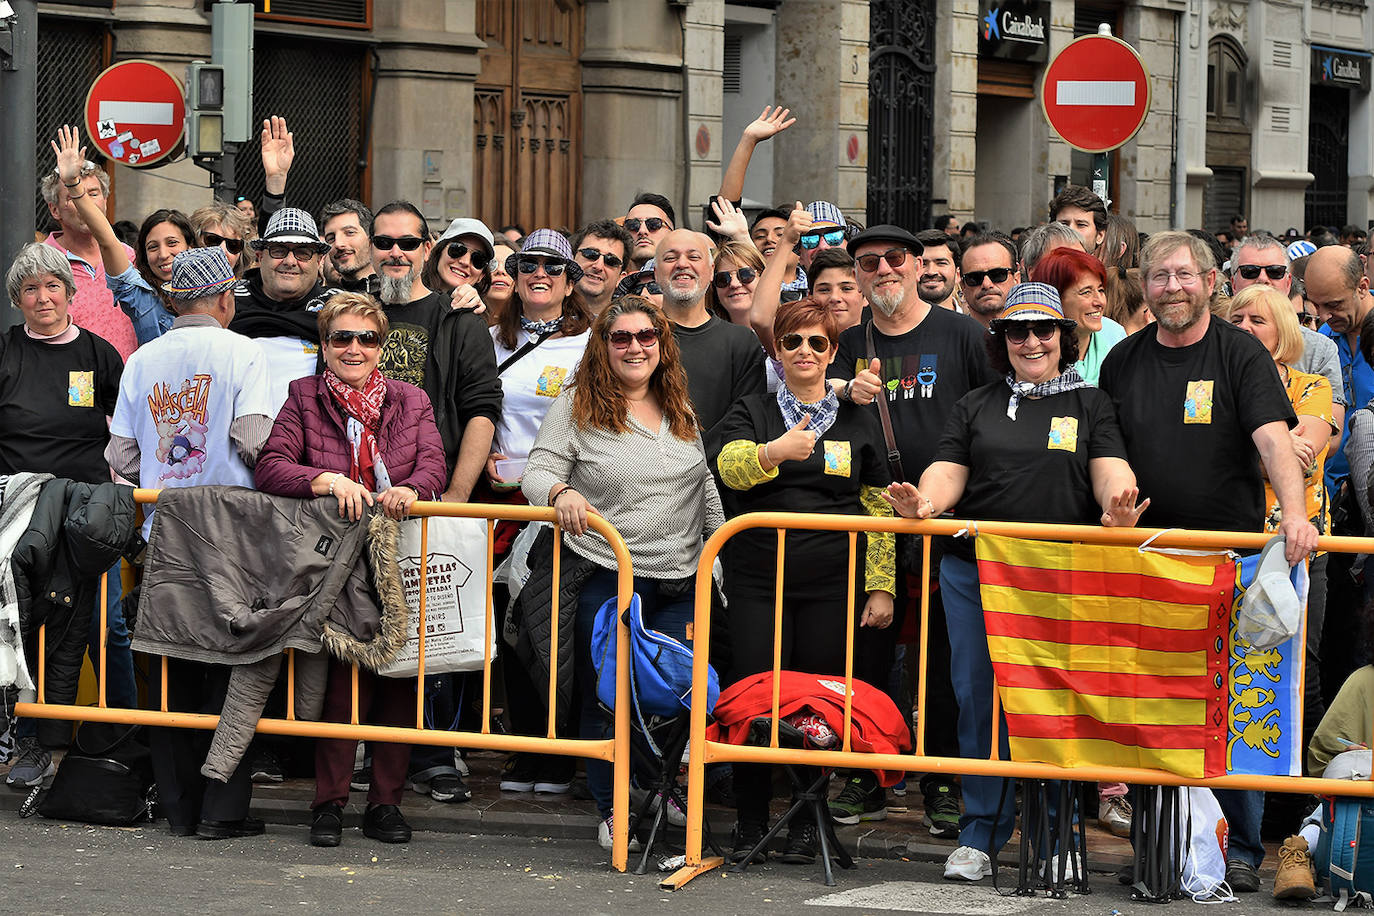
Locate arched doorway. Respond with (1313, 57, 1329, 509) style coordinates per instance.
(1203, 36, 1250, 232)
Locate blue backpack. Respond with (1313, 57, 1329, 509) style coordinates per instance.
(1315, 750, 1374, 910)
(591, 593, 719, 752)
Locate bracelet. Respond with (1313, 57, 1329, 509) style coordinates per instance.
(63, 181, 80, 189)
(842, 378, 855, 402)
(762, 442, 774, 465)
(67, 192, 86, 200)
(328, 473, 341, 496)
(552, 486, 578, 505)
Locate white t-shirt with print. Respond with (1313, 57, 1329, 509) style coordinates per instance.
(490, 327, 590, 467)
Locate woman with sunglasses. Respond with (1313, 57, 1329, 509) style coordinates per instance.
(484, 240, 518, 326)
(420, 218, 495, 312)
(883, 283, 1144, 883)
(707, 240, 764, 326)
(190, 202, 254, 277)
(715, 297, 896, 865)
(53, 125, 194, 348)
(522, 296, 723, 852)
(255, 292, 447, 848)
(1031, 247, 1127, 386)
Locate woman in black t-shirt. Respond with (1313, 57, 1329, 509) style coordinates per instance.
(884, 282, 1146, 883)
(716, 297, 894, 866)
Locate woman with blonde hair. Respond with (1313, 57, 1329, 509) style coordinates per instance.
(708, 239, 765, 325)
(189, 202, 255, 277)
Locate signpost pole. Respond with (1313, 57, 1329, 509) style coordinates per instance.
(0, 0, 37, 328)
(1092, 152, 1109, 206)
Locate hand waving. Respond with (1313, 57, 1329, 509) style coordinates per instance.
(1101, 487, 1150, 527)
(50, 125, 86, 187)
(706, 197, 751, 244)
(742, 105, 796, 144)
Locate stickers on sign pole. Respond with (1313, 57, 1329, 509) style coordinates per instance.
(1039, 34, 1151, 153)
(82, 59, 187, 169)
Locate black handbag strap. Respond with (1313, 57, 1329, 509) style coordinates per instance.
(497, 330, 556, 375)
(865, 320, 904, 483)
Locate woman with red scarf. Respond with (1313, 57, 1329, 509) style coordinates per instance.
(255, 291, 447, 848)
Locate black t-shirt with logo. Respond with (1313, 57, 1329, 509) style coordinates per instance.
(1098, 317, 1296, 533)
(933, 382, 1127, 560)
(833, 307, 996, 481)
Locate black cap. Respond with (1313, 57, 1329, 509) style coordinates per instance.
(846, 224, 924, 257)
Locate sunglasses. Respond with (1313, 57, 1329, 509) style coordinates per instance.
(1003, 321, 1059, 344)
(1236, 264, 1288, 281)
(627, 280, 662, 296)
(371, 234, 425, 252)
(962, 267, 1014, 287)
(518, 257, 568, 276)
(608, 327, 660, 348)
(201, 232, 244, 255)
(854, 247, 910, 272)
(578, 248, 624, 269)
(624, 217, 670, 233)
(799, 229, 845, 250)
(265, 244, 320, 262)
(1298, 311, 1319, 328)
(443, 241, 491, 271)
(778, 333, 831, 353)
(713, 268, 757, 288)
(326, 329, 382, 348)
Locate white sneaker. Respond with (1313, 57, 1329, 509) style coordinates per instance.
(596, 815, 642, 852)
(944, 845, 993, 881)
(1098, 795, 1132, 838)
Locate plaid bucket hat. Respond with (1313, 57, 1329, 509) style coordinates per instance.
(504, 228, 584, 282)
(162, 247, 236, 300)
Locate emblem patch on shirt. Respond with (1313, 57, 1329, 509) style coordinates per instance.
(823, 440, 852, 476)
(1184, 379, 1214, 424)
(536, 365, 568, 398)
(68, 371, 94, 407)
(1047, 416, 1079, 452)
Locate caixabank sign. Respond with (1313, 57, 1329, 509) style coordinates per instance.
(1312, 45, 1371, 92)
(979, 0, 1052, 64)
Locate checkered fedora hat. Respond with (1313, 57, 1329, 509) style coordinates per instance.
(162, 247, 236, 300)
(504, 228, 584, 282)
(806, 200, 846, 229)
(249, 207, 329, 252)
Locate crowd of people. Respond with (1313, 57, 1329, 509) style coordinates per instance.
(0, 108, 1371, 899)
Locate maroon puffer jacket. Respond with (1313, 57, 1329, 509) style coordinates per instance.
(254, 375, 448, 499)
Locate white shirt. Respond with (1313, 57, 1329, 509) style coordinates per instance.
(490, 327, 590, 464)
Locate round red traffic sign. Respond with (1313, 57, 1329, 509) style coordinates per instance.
(83, 60, 186, 169)
(1040, 34, 1151, 153)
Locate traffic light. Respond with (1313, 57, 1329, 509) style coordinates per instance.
(186, 60, 224, 158)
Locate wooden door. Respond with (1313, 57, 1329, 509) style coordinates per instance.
(473, 0, 583, 234)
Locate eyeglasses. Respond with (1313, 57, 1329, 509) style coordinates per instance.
(326, 329, 382, 348)
(517, 257, 568, 276)
(1298, 311, 1319, 328)
(578, 248, 624, 269)
(713, 268, 757, 288)
(1236, 264, 1288, 281)
(624, 217, 670, 234)
(799, 229, 845, 250)
(854, 247, 910, 272)
(201, 233, 244, 255)
(1146, 269, 1202, 289)
(778, 333, 831, 353)
(1002, 321, 1059, 344)
(265, 244, 320, 262)
(371, 235, 425, 252)
(962, 267, 1013, 287)
(443, 241, 491, 271)
(627, 280, 662, 296)
(608, 327, 660, 348)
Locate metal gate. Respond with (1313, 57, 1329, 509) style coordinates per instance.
(867, 0, 936, 232)
(35, 17, 108, 230)
(233, 34, 369, 220)
(1305, 84, 1349, 231)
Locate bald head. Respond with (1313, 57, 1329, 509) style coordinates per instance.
(1307, 244, 1371, 335)
(654, 229, 712, 311)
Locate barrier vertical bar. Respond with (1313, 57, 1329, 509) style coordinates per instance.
(416, 517, 428, 730)
(37, 625, 44, 703)
(351, 664, 360, 726)
(98, 567, 108, 708)
(481, 518, 494, 735)
(547, 527, 562, 740)
(286, 648, 296, 720)
(842, 532, 857, 752)
(770, 529, 786, 749)
(916, 534, 931, 757)
(683, 526, 720, 870)
(609, 519, 634, 875)
(159, 656, 168, 712)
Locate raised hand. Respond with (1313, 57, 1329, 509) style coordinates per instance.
(50, 125, 87, 187)
(782, 200, 813, 247)
(848, 357, 882, 405)
(769, 415, 817, 464)
(742, 105, 796, 144)
(706, 197, 751, 244)
(882, 481, 933, 519)
(1101, 487, 1150, 527)
(260, 115, 295, 192)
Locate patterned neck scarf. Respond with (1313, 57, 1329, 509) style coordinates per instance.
(520, 314, 563, 336)
(1005, 365, 1088, 420)
(777, 383, 840, 438)
(323, 368, 389, 490)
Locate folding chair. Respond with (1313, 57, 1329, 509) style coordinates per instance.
(1009, 778, 1091, 898)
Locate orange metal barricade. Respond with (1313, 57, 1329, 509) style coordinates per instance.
(14, 489, 637, 871)
(672, 512, 1374, 888)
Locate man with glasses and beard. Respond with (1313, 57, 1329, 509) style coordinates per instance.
(368, 200, 500, 504)
(959, 233, 1022, 330)
(829, 225, 995, 836)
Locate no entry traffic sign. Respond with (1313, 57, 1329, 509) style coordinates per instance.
(83, 60, 186, 168)
(1040, 34, 1151, 153)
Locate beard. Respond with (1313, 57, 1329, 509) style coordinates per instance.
(379, 264, 419, 304)
(660, 279, 705, 309)
(1151, 290, 1208, 334)
(917, 277, 955, 305)
(869, 286, 904, 317)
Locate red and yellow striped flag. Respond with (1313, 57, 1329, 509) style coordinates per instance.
(975, 534, 1234, 779)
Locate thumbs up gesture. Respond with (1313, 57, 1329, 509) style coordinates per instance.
(769, 414, 818, 464)
(848, 357, 883, 405)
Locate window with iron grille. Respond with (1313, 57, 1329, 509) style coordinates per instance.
(35, 17, 108, 231)
(233, 34, 369, 224)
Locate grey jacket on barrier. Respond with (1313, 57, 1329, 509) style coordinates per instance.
(131, 486, 408, 780)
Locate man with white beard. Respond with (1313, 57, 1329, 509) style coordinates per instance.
(829, 224, 995, 835)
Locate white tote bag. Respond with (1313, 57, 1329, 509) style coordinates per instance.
(378, 515, 494, 678)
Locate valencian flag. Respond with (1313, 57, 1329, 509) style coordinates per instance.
(975, 534, 1302, 779)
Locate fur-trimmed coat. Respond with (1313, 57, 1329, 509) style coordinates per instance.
(131, 487, 410, 781)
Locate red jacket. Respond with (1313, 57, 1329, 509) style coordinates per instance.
(707, 671, 913, 786)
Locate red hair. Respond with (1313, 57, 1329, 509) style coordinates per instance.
(1031, 247, 1107, 298)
